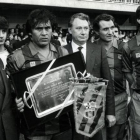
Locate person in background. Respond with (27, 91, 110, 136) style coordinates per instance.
(122, 5, 140, 140)
(113, 23, 120, 40)
(0, 16, 13, 68)
(0, 16, 19, 140)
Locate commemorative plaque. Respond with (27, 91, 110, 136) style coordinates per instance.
(11, 52, 86, 129)
(25, 63, 76, 118)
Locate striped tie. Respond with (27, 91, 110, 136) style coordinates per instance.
(78, 46, 85, 63)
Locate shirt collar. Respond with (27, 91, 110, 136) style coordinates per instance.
(71, 40, 86, 52)
(29, 41, 57, 56)
(112, 38, 118, 49)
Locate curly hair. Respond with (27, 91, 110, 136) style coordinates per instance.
(26, 9, 56, 34)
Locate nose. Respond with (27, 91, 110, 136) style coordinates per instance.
(0, 31, 3, 38)
(108, 28, 113, 35)
(81, 28, 86, 35)
(41, 28, 48, 35)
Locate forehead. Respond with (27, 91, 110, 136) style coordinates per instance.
(99, 20, 114, 29)
(72, 18, 89, 27)
(114, 27, 118, 31)
(35, 20, 51, 27)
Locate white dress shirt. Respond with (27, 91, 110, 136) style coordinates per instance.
(71, 41, 86, 62)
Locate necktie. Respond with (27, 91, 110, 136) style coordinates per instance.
(78, 46, 85, 63)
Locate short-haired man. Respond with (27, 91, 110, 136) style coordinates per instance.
(7, 9, 71, 140)
(122, 6, 140, 140)
(0, 16, 13, 68)
(64, 13, 116, 140)
(93, 14, 128, 140)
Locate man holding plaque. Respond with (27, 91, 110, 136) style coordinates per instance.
(64, 13, 116, 140)
(6, 9, 72, 140)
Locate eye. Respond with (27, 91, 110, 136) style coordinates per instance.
(111, 26, 115, 30)
(35, 27, 43, 31)
(45, 26, 52, 30)
(103, 28, 108, 31)
(84, 27, 89, 30)
(2, 29, 6, 33)
(76, 27, 82, 30)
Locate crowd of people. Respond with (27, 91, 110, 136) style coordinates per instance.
(1, 5, 140, 140)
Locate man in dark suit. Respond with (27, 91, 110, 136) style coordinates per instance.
(64, 13, 116, 140)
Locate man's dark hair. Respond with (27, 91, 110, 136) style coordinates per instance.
(0, 16, 9, 31)
(93, 14, 115, 32)
(26, 9, 56, 34)
(114, 22, 120, 33)
(68, 13, 90, 27)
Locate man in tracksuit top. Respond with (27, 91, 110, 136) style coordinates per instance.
(93, 14, 128, 140)
(6, 9, 71, 140)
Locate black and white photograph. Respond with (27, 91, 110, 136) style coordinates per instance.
(0, 0, 139, 140)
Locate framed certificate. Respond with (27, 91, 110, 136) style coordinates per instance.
(25, 63, 76, 118)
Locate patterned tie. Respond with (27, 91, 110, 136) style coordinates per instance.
(78, 46, 85, 63)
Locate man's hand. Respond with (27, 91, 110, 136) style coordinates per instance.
(106, 115, 116, 127)
(15, 97, 24, 112)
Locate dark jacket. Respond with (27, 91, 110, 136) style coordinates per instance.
(64, 41, 115, 116)
(0, 59, 19, 140)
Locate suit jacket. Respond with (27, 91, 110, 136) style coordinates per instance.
(64, 41, 115, 115)
(0, 59, 19, 140)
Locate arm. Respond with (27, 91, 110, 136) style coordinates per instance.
(125, 72, 134, 96)
(122, 42, 133, 96)
(101, 47, 116, 127)
(6, 53, 25, 113)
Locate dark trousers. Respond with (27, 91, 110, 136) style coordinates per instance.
(107, 123, 126, 140)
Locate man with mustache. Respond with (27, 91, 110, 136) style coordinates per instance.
(93, 14, 128, 140)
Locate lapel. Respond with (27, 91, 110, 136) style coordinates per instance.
(86, 41, 97, 73)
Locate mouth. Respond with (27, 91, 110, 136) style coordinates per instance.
(41, 38, 49, 41)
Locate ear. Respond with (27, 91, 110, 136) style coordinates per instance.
(137, 19, 140, 24)
(28, 33, 32, 40)
(68, 27, 72, 34)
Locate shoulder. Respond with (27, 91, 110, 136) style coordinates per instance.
(7, 45, 27, 69)
(127, 36, 137, 49)
(58, 46, 69, 56)
(63, 43, 71, 50)
(51, 43, 69, 57)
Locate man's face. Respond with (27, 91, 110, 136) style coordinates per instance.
(98, 20, 114, 42)
(31, 20, 52, 48)
(113, 27, 119, 38)
(9, 34, 13, 40)
(69, 18, 90, 45)
(0, 29, 7, 46)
